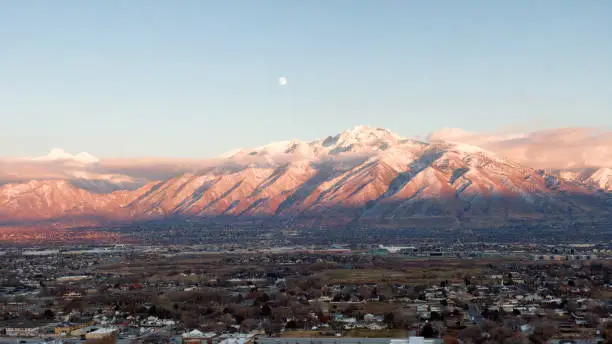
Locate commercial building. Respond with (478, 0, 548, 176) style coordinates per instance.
(181, 330, 218, 344)
(85, 327, 118, 344)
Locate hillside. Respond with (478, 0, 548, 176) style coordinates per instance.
(1, 126, 611, 229)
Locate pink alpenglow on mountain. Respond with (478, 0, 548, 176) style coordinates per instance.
(1, 126, 611, 229)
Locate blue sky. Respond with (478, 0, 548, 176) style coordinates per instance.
(0, 0, 610, 158)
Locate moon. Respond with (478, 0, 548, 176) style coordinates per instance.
(278, 76, 288, 86)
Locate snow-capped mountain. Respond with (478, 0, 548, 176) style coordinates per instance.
(1, 126, 611, 229)
(222, 126, 426, 166)
(0, 149, 149, 194)
(585, 168, 612, 190)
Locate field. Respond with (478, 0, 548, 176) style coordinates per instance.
(317, 258, 517, 285)
(91, 253, 536, 288)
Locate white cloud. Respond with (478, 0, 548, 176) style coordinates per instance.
(428, 127, 612, 169)
(32, 148, 100, 165)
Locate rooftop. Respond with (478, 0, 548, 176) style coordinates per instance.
(88, 327, 118, 335)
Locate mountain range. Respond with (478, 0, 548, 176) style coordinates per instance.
(1, 126, 611, 230)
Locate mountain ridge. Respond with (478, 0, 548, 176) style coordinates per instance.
(1, 126, 611, 230)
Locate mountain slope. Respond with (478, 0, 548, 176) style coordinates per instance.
(0, 180, 134, 224)
(587, 168, 612, 191)
(1, 126, 611, 229)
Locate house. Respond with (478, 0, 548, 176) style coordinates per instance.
(63, 290, 83, 299)
(218, 333, 256, 344)
(1, 319, 48, 337)
(85, 327, 118, 344)
(182, 330, 218, 344)
(55, 320, 95, 334)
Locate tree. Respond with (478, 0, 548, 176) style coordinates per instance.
(421, 323, 436, 338)
(505, 337, 529, 344)
(261, 304, 272, 317)
(393, 310, 417, 329)
(43, 309, 55, 320)
(142, 334, 167, 344)
(263, 319, 282, 335)
(430, 311, 442, 321)
(490, 326, 515, 344)
(220, 313, 235, 327)
(603, 321, 612, 344)
(585, 313, 600, 326)
(529, 321, 557, 344)
(62, 299, 84, 313)
(384, 312, 395, 328)
(241, 318, 259, 332)
(566, 301, 579, 313)
(459, 325, 483, 344)
(285, 320, 298, 329)
(181, 311, 200, 330)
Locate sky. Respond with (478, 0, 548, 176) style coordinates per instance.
(0, 0, 611, 158)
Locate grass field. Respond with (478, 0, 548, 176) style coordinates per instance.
(318, 264, 487, 285)
(94, 254, 534, 287)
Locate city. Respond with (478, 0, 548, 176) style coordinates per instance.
(1, 244, 612, 343)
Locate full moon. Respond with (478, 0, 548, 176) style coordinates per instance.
(278, 76, 288, 86)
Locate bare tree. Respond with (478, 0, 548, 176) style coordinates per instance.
(459, 325, 484, 344)
(181, 311, 200, 330)
(263, 319, 282, 335)
(529, 321, 557, 344)
(241, 318, 259, 332)
(490, 326, 516, 344)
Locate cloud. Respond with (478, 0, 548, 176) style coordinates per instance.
(428, 127, 612, 169)
(0, 150, 213, 189)
(33, 148, 100, 165)
(4, 127, 612, 189)
(93, 158, 215, 180)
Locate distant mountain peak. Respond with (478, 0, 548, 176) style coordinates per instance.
(335, 125, 402, 141)
(588, 167, 612, 190)
(342, 125, 388, 134)
(220, 125, 411, 164)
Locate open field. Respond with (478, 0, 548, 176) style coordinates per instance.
(317, 258, 521, 285)
(90, 253, 547, 290)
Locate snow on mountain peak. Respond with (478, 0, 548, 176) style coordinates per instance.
(316, 125, 406, 154)
(253, 140, 295, 154)
(446, 142, 494, 155)
(217, 126, 527, 173)
(220, 126, 436, 167)
(219, 148, 244, 158)
(587, 167, 612, 190)
(33, 148, 99, 164)
(337, 125, 402, 141)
